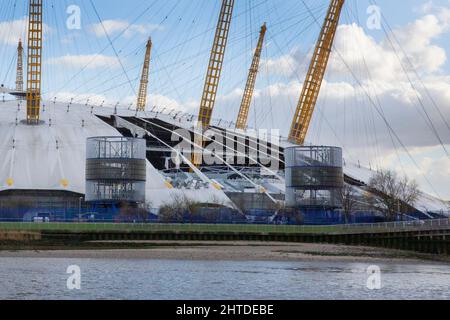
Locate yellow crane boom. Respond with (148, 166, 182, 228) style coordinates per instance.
(288, 0, 345, 145)
(193, 0, 234, 166)
(16, 39, 24, 92)
(26, 0, 43, 125)
(137, 38, 152, 112)
(197, 0, 234, 129)
(235, 23, 267, 130)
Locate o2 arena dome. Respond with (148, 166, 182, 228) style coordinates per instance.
(0, 98, 235, 212)
(0, 0, 447, 223)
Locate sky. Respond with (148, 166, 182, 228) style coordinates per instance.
(0, 0, 449, 201)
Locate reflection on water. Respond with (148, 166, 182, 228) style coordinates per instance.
(0, 258, 448, 300)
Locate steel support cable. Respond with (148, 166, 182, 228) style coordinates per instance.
(142, 116, 285, 184)
(146, 0, 273, 61)
(343, 5, 377, 163)
(140, 115, 280, 179)
(259, 10, 356, 163)
(116, 116, 217, 187)
(67, 45, 151, 102)
(152, 0, 269, 115)
(46, 0, 90, 95)
(2, 55, 16, 86)
(0, 0, 19, 82)
(176, 1, 220, 100)
(58, 0, 169, 103)
(299, 0, 442, 197)
(153, 17, 228, 100)
(380, 24, 449, 157)
(251, 5, 326, 127)
(157, 0, 208, 101)
(47, 0, 159, 96)
(345, 0, 449, 160)
(342, 3, 407, 175)
(85, 76, 140, 101)
(337, 41, 443, 198)
(49, 0, 89, 95)
(63, 26, 149, 97)
(115, 0, 180, 56)
(0, 0, 13, 69)
(65, 0, 182, 104)
(209, 127, 285, 166)
(354, 13, 403, 170)
(75, 0, 127, 95)
(258, 5, 325, 125)
(59, 0, 264, 106)
(137, 118, 279, 203)
(89, 0, 137, 99)
(71, 62, 143, 101)
(370, 0, 450, 134)
(360, 55, 411, 178)
(111, 0, 182, 103)
(263, 40, 275, 128)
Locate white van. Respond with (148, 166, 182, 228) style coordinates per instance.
(32, 216, 50, 223)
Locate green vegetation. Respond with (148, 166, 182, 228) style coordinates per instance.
(0, 222, 345, 234)
(0, 219, 434, 235)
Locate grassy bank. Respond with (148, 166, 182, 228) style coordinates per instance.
(2, 220, 447, 235)
(1, 221, 448, 257)
(0, 222, 344, 234)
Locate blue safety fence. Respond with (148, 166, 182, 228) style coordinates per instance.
(0, 206, 153, 223)
(0, 206, 437, 225)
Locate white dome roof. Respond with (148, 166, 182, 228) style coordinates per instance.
(0, 99, 234, 209)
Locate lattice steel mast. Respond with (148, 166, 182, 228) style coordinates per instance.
(235, 23, 267, 130)
(197, 0, 234, 128)
(26, 0, 43, 124)
(137, 38, 152, 112)
(193, 0, 234, 166)
(288, 0, 345, 144)
(15, 39, 24, 92)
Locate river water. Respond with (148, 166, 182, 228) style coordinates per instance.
(0, 258, 448, 300)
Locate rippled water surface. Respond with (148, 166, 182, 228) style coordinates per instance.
(0, 258, 448, 300)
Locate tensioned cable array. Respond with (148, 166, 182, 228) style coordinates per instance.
(1, 0, 448, 198)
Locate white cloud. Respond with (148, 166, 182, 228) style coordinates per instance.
(41, 9, 450, 199)
(210, 11, 450, 199)
(374, 145, 450, 200)
(48, 54, 120, 70)
(90, 20, 163, 38)
(216, 88, 244, 103)
(0, 18, 27, 45)
(329, 23, 403, 81)
(123, 93, 197, 113)
(328, 8, 450, 79)
(260, 47, 307, 78)
(390, 14, 448, 73)
(247, 11, 450, 145)
(46, 92, 109, 106)
(0, 17, 51, 45)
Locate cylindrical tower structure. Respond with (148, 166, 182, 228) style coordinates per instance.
(85, 137, 146, 203)
(285, 146, 343, 209)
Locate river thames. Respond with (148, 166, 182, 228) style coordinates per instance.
(0, 258, 448, 300)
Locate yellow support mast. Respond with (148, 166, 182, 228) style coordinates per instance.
(288, 0, 345, 145)
(235, 23, 267, 130)
(15, 39, 24, 92)
(193, 0, 234, 166)
(137, 38, 152, 112)
(26, 0, 43, 125)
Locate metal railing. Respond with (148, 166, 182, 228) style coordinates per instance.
(0, 218, 448, 235)
(339, 218, 450, 234)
